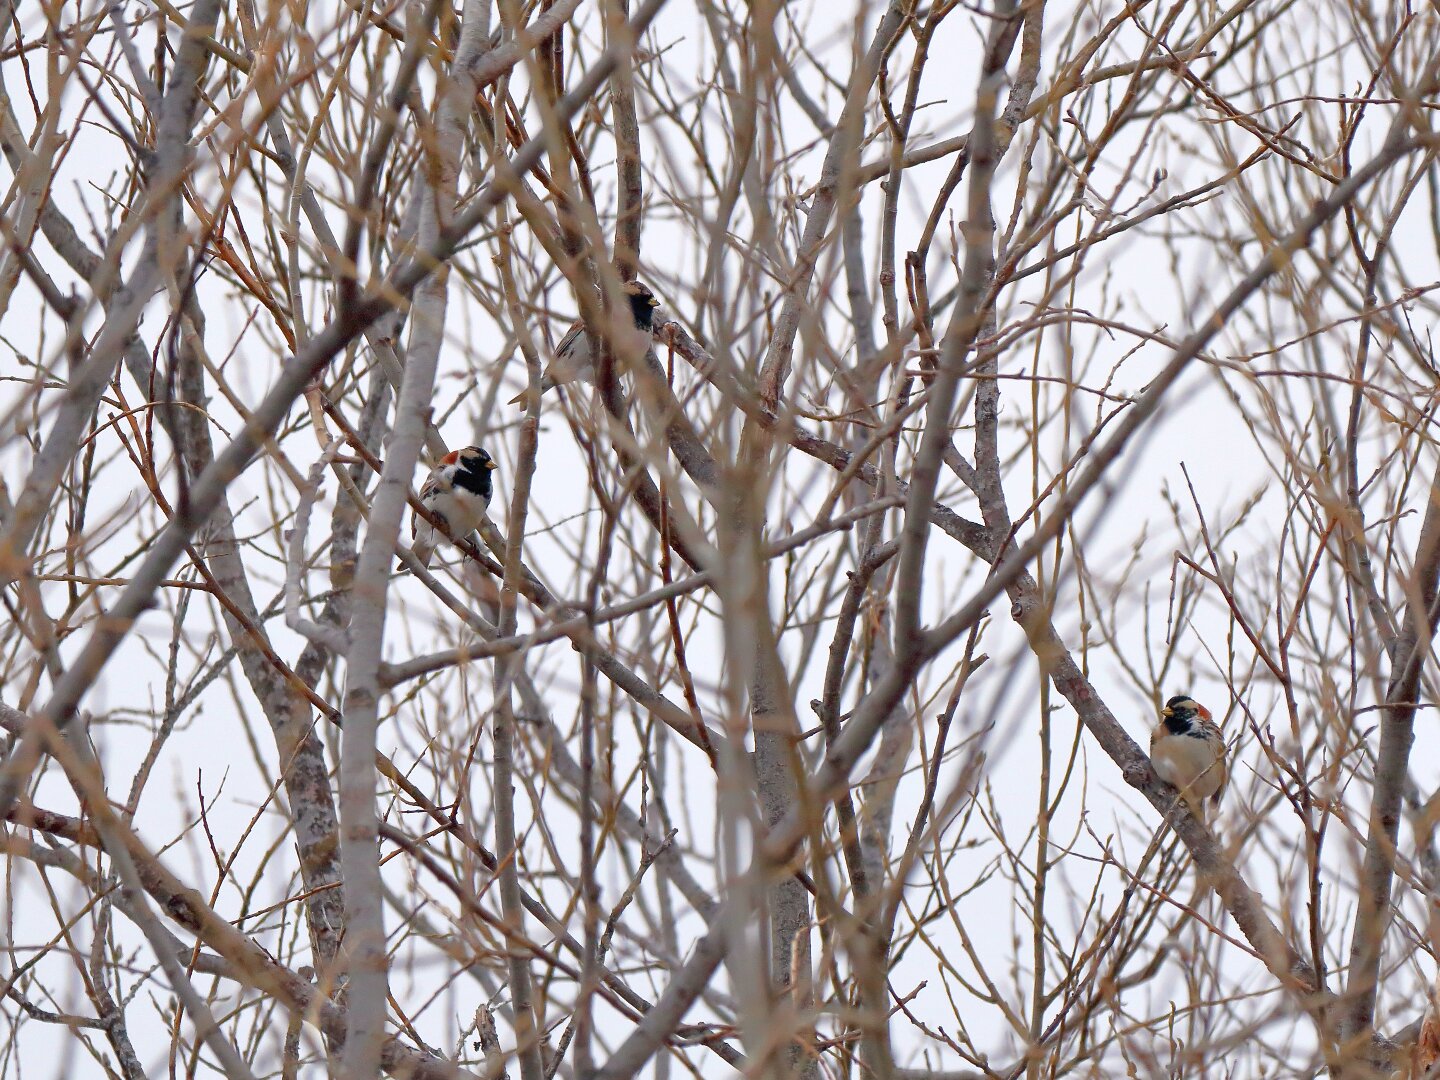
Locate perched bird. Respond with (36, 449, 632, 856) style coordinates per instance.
(508, 280, 660, 405)
(400, 446, 497, 569)
(1149, 693, 1228, 813)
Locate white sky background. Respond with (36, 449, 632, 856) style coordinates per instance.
(2, 0, 1439, 1075)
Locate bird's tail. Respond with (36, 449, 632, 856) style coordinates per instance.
(508, 375, 556, 406)
(398, 538, 434, 572)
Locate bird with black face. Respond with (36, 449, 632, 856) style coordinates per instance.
(508, 280, 661, 405)
(1149, 693, 1227, 814)
(399, 446, 498, 569)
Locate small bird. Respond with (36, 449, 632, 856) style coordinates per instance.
(400, 446, 498, 569)
(1149, 693, 1228, 814)
(509, 280, 660, 405)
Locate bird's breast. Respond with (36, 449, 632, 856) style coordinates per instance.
(1152, 734, 1222, 797)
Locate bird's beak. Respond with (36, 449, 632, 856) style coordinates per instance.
(485, 459, 498, 470)
(1161, 706, 1173, 717)
(648, 296, 660, 307)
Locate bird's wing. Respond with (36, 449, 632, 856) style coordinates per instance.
(1207, 724, 1230, 801)
(554, 319, 586, 357)
(1210, 755, 1229, 803)
(547, 320, 594, 379)
(418, 468, 453, 505)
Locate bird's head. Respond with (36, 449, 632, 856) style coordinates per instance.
(624, 280, 660, 330)
(1162, 693, 1210, 733)
(444, 446, 498, 474)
